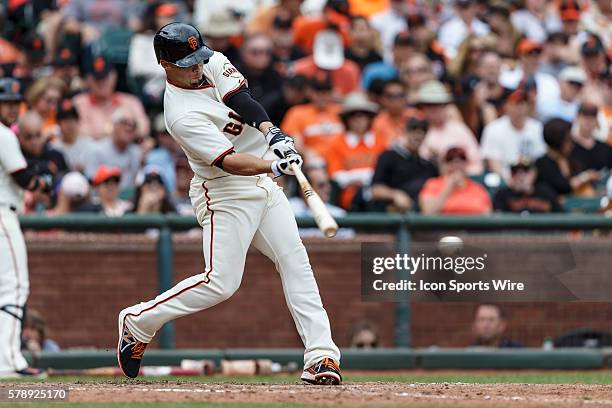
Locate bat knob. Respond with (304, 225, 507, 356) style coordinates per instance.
(324, 228, 337, 238)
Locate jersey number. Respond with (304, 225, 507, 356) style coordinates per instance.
(223, 112, 245, 136)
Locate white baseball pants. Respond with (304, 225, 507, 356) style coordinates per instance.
(123, 175, 340, 367)
(0, 207, 29, 376)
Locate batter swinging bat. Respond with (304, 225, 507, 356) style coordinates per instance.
(291, 163, 338, 238)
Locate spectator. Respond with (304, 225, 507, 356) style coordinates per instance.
(24, 76, 65, 139)
(344, 16, 383, 71)
(128, 2, 181, 107)
(85, 109, 142, 192)
(62, 0, 142, 43)
(371, 117, 438, 212)
(539, 31, 573, 78)
(145, 113, 180, 194)
(448, 34, 494, 82)
(133, 166, 176, 214)
(571, 104, 612, 173)
(485, 1, 521, 60)
(499, 39, 561, 120)
(580, 0, 612, 47)
(417, 80, 484, 175)
(399, 53, 436, 104)
(22, 309, 60, 356)
(493, 159, 562, 213)
(372, 80, 417, 143)
(419, 146, 492, 215)
(362, 31, 415, 90)
(460, 50, 512, 137)
(51, 44, 84, 96)
(558, 0, 582, 38)
(73, 55, 150, 140)
(510, 0, 562, 43)
(17, 111, 68, 185)
(471, 304, 522, 348)
(536, 118, 599, 197)
(235, 34, 284, 114)
(350, 321, 379, 349)
(91, 165, 133, 217)
(580, 34, 609, 107)
(369, 0, 408, 57)
(437, 0, 490, 59)
(50, 98, 97, 172)
(246, 0, 303, 36)
(326, 92, 387, 210)
(293, 29, 361, 97)
(49, 171, 99, 214)
(480, 88, 546, 181)
(289, 161, 354, 238)
(292, 0, 351, 54)
(281, 75, 343, 162)
(270, 14, 306, 77)
(200, 9, 243, 65)
(539, 65, 586, 122)
(267, 75, 310, 127)
(405, 13, 448, 79)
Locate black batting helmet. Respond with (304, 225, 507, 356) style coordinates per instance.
(154, 22, 214, 67)
(0, 78, 23, 102)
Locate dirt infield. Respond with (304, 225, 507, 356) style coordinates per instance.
(11, 381, 612, 407)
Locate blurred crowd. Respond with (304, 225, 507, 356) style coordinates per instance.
(1, 0, 611, 218)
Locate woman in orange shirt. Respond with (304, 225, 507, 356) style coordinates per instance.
(419, 147, 492, 215)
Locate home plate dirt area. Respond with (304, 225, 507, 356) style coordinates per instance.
(24, 381, 612, 407)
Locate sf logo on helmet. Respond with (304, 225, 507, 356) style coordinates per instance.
(188, 36, 198, 51)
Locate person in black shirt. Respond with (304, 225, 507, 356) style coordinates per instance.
(471, 304, 522, 348)
(345, 16, 383, 71)
(270, 14, 306, 77)
(371, 117, 438, 212)
(494, 159, 563, 213)
(536, 118, 599, 197)
(571, 103, 612, 173)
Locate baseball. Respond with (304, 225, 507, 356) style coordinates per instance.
(438, 236, 464, 255)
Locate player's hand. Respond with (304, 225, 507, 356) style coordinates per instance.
(265, 126, 297, 159)
(271, 154, 303, 177)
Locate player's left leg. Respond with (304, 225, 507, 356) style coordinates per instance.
(251, 177, 341, 385)
(0, 209, 39, 378)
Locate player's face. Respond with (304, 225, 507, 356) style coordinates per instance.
(163, 61, 205, 88)
(0, 101, 21, 126)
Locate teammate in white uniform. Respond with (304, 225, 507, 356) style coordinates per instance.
(0, 79, 49, 378)
(117, 23, 342, 385)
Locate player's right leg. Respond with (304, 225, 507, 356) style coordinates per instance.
(118, 176, 267, 378)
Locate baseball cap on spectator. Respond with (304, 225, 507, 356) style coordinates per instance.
(516, 39, 542, 56)
(200, 10, 242, 38)
(559, 66, 586, 85)
(339, 92, 378, 117)
(578, 103, 598, 116)
(53, 46, 79, 67)
(24, 32, 46, 62)
(156, 2, 178, 18)
(60, 172, 90, 199)
(56, 98, 79, 120)
(506, 87, 529, 104)
(137, 165, 166, 187)
(87, 55, 114, 79)
(313, 30, 344, 70)
(510, 159, 535, 173)
(92, 165, 122, 186)
(558, 0, 581, 22)
(581, 34, 604, 56)
(416, 80, 453, 105)
(444, 146, 467, 162)
(0, 78, 24, 101)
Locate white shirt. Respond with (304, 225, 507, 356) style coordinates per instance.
(51, 136, 97, 172)
(437, 16, 489, 59)
(498, 68, 560, 120)
(163, 51, 269, 181)
(369, 9, 408, 61)
(480, 115, 546, 179)
(510, 9, 562, 44)
(0, 122, 27, 210)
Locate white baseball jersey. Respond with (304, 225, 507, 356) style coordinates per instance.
(163, 51, 269, 180)
(0, 123, 26, 211)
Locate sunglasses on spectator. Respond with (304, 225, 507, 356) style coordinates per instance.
(510, 165, 533, 174)
(568, 81, 583, 88)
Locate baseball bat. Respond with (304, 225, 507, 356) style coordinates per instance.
(291, 163, 338, 238)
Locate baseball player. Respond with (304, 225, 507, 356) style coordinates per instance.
(0, 79, 49, 378)
(118, 23, 342, 385)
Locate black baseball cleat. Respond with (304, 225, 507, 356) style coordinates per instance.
(117, 311, 148, 378)
(301, 357, 342, 385)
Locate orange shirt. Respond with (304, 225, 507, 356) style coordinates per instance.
(371, 108, 420, 144)
(280, 103, 344, 159)
(604, 105, 612, 145)
(293, 14, 351, 54)
(326, 132, 388, 209)
(348, 0, 389, 17)
(419, 176, 492, 215)
(293, 56, 361, 97)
